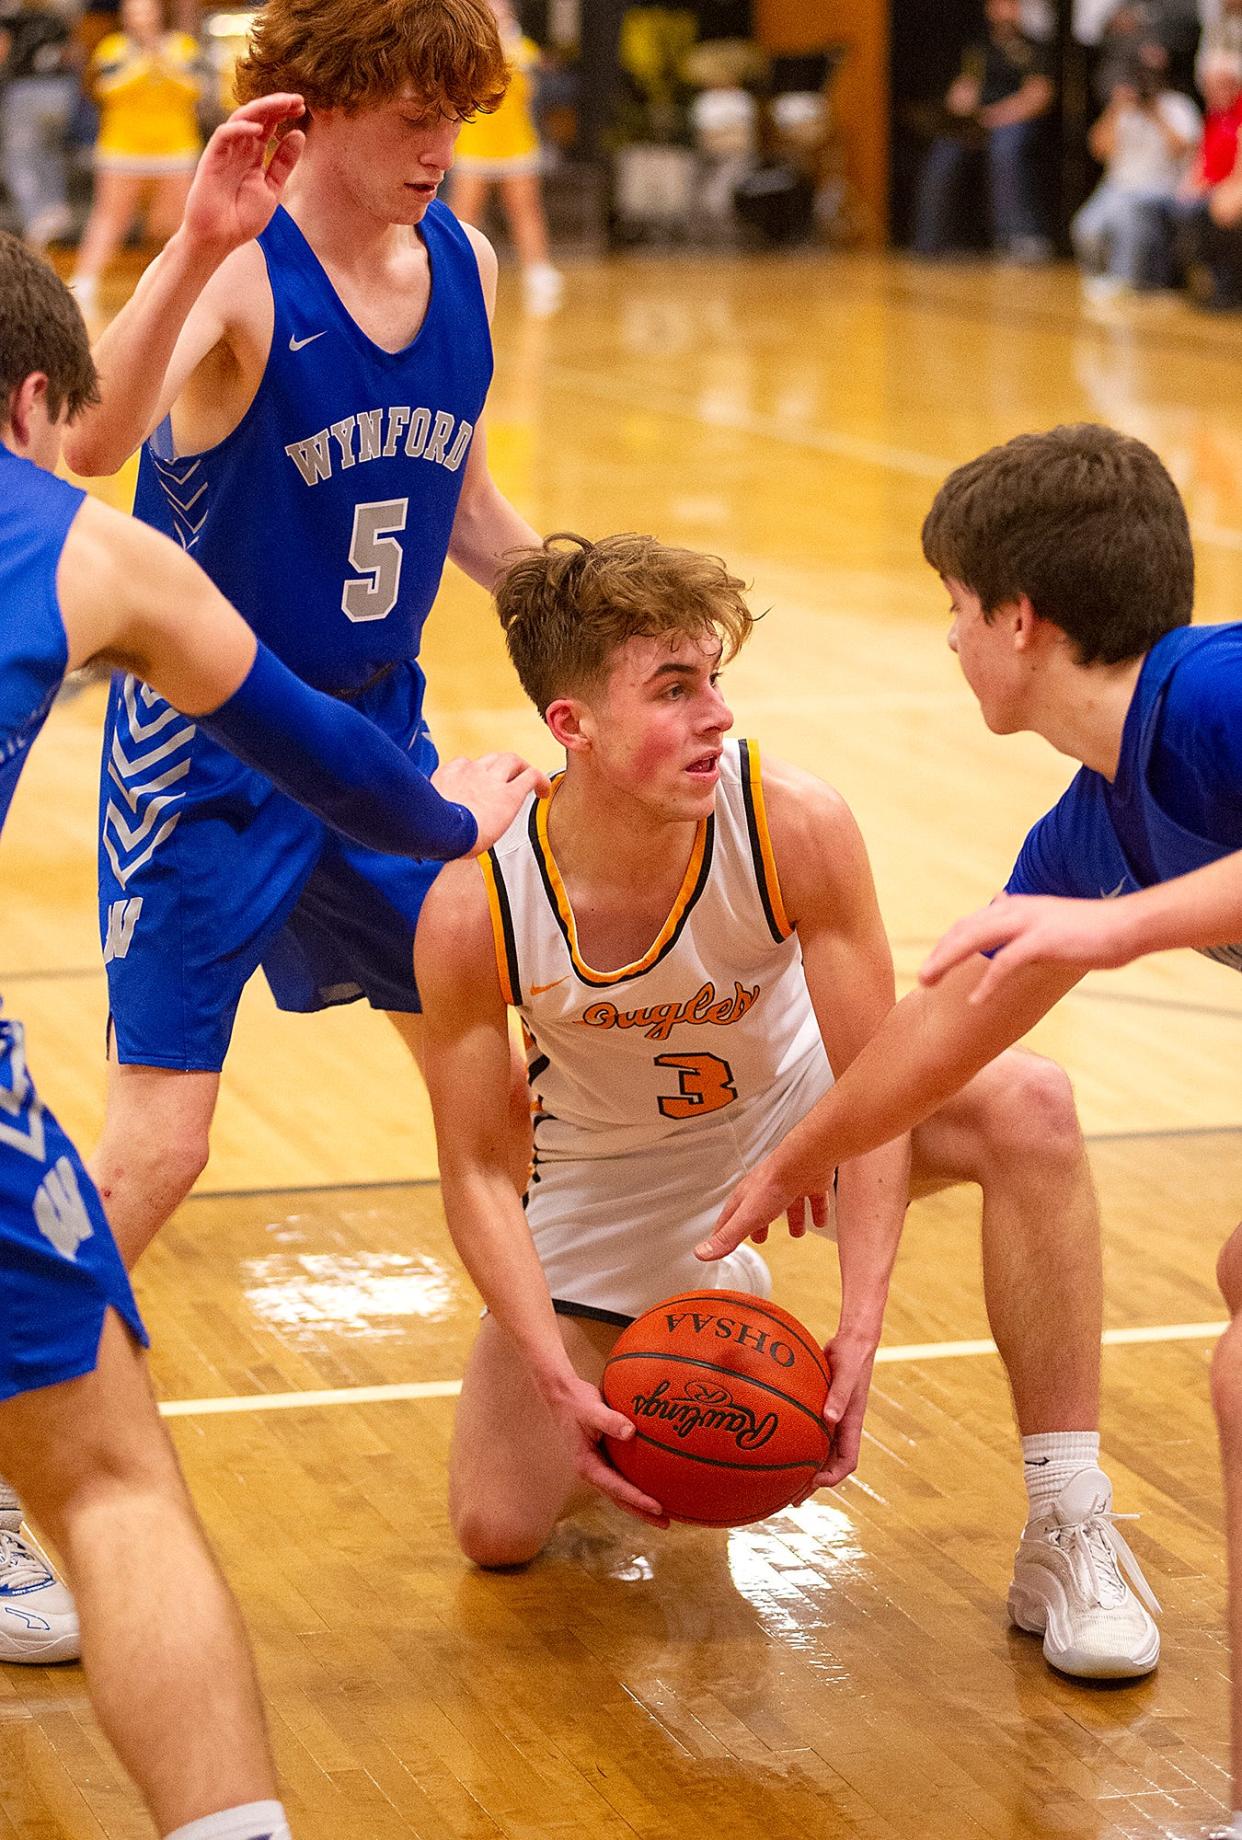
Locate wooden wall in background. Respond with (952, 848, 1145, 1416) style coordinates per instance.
(755, 0, 890, 243)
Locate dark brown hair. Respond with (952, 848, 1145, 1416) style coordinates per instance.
(922, 423, 1193, 663)
(236, 0, 509, 123)
(0, 235, 98, 428)
(497, 533, 755, 716)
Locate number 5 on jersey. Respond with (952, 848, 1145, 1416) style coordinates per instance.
(343, 497, 409, 622)
(655, 1052, 738, 1120)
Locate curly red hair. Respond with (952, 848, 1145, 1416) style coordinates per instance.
(235, 0, 509, 122)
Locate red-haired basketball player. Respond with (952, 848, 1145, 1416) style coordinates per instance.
(416, 533, 1160, 1683)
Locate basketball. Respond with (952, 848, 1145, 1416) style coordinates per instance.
(601, 1290, 831, 1528)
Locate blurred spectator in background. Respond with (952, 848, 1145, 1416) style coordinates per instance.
(1200, 0, 1242, 62)
(1180, 44, 1242, 303)
(912, 0, 1056, 264)
(1072, 55, 1201, 295)
(452, 0, 563, 315)
(0, 0, 78, 250)
(70, 0, 207, 312)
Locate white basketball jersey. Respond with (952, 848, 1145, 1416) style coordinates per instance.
(480, 739, 833, 1174)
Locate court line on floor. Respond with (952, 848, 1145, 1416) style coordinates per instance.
(157, 1319, 1227, 1420)
(552, 368, 1242, 557)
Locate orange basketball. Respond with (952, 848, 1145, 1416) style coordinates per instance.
(601, 1289, 831, 1527)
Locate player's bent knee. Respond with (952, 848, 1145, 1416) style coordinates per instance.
(1217, 1224, 1242, 1315)
(452, 1504, 549, 1570)
(977, 1051, 1082, 1166)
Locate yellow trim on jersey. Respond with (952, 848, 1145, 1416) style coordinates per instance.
(744, 740, 793, 939)
(479, 852, 516, 1005)
(533, 783, 710, 987)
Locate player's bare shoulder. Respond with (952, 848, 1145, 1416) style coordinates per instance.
(758, 751, 874, 929)
(415, 855, 505, 1009)
(458, 220, 499, 317)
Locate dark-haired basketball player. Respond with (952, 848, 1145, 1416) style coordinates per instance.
(704, 423, 1242, 1826)
(416, 532, 1160, 1683)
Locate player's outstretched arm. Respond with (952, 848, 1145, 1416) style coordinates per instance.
(737, 761, 911, 1488)
(57, 495, 547, 857)
(64, 94, 304, 476)
(921, 861, 1242, 1002)
(415, 868, 667, 1526)
(698, 949, 1083, 1265)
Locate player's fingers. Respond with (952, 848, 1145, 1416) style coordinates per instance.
(229, 92, 306, 128)
(695, 1202, 743, 1261)
(751, 1224, 769, 1245)
(510, 764, 553, 797)
(264, 128, 305, 189)
(589, 1405, 635, 1443)
(810, 1191, 830, 1230)
(823, 1368, 855, 1431)
(581, 1451, 666, 1523)
(966, 942, 1032, 1005)
(785, 1199, 806, 1238)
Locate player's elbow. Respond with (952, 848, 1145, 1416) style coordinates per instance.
(62, 417, 130, 479)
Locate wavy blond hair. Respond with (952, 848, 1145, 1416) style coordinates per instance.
(497, 533, 756, 717)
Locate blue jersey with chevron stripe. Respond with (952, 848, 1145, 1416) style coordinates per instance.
(0, 445, 82, 839)
(132, 202, 493, 695)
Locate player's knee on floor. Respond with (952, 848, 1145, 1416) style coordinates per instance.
(972, 1050, 1083, 1172)
(1216, 1224, 1242, 1315)
(452, 1501, 551, 1570)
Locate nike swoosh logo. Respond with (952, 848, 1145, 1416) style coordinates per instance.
(289, 331, 326, 352)
(530, 977, 568, 996)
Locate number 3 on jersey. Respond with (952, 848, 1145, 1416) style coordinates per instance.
(342, 497, 408, 622)
(655, 1052, 738, 1120)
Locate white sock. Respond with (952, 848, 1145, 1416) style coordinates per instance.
(0, 1477, 22, 1533)
(163, 1804, 291, 1840)
(1021, 1431, 1100, 1519)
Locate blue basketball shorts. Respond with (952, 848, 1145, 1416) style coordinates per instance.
(0, 1019, 147, 1402)
(97, 660, 444, 1073)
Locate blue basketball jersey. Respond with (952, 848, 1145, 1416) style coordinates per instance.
(0, 445, 79, 839)
(132, 201, 493, 694)
(1007, 623, 1242, 971)
(0, 443, 147, 1396)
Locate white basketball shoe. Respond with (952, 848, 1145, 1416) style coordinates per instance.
(1008, 1467, 1160, 1679)
(0, 1524, 80, 1663)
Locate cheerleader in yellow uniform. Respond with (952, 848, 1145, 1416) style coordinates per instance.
(71, 0, 207, 311)
(452, 0, 563, 315)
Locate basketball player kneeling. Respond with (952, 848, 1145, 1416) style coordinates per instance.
(416, 533, 1160, 1682)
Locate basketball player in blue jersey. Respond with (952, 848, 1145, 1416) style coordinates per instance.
(0, 239, 546, 1838)
(701, 422, 1242, 1830)
(48, 0, 542, 1650)
(415, 532, 1161, 1684)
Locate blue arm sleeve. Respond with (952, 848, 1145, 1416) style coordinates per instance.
(199, 643, 478, 860)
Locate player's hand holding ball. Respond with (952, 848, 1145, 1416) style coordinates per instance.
(539, 1368, 669, 1528)
(602, 1291, 833, 1527)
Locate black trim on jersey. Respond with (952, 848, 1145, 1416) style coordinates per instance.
(527, 1052, 550, 1084)
(552, 1298, 635, 1328)
(738, 739, 785, 944)
(529, 799, 719, 988)
(486, 847, 524, 1006)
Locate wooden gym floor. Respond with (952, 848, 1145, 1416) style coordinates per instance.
(1, 249, 1240, 1838)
